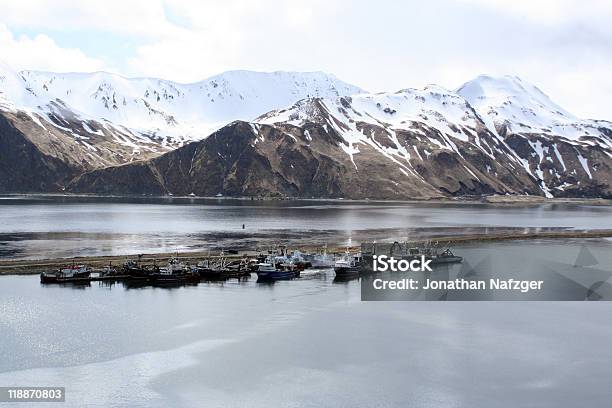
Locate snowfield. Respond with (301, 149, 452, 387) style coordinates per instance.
(0, 61, 363, 149)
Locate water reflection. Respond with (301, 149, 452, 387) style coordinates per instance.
(1, 239, 612, 407)
(333, 275, 361, 284)
(1, 196, 611, 260)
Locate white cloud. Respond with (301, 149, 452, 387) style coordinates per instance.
(126, 0, 334, 82)
(460, 0, 612, 23)
(0, 24, 106, 72)
(0, 0, 611, 119)
(0, 0, 175, 37)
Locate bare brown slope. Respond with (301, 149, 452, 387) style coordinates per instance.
(0, 112, 77, 192)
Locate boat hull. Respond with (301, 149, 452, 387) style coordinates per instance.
(124, 266, 155, 281)
(256, 270, 297, 281)
(334, 266, 361, 277)
(150, 273, 200, 286)
(40, 272, 91, 284)
(431, 255, 463, 264)
(196, 267, 250, 280)
(195, 267, 226, 280)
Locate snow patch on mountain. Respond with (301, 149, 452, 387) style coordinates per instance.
(457, 75, 612, 146)
(256, 75, 612, 198)
(257, 85, 502, 162)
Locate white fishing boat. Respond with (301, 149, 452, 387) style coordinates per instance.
(158, 257, 187, 274)
(305, 244, 335, 268)
(333, 251, 363, 277)
(40, 264, 91, 283)
(273, 246, 310, 270)
(151, 257, 199, 285)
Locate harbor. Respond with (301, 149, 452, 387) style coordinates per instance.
(1, 228, 611, 287)
(2, 228, 612, 277)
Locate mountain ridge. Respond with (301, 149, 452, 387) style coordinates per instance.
(1, 62, 363, 154)
(1, 64, 610, 198)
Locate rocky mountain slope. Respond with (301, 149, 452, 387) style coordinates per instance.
(0, 112, 77, 192)
(458, 75, 612, 197)
(68, 76, 612, 199)
(2, 60, 610, 198)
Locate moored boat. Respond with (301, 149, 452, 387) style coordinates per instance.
(256, 255, 299, 281)
(304, 244, 335, 268)
(273, 246, 311, 271)
(40, 264, 91, 283)
(333, 251, 363, 277)
(360, 241, 463, 272)
(397, 243, 463, 265)
(192, 259, 222, 279)
(122, 255, 156, 281)
(193, 255, 251, 280)
(151, 257, 199, 285)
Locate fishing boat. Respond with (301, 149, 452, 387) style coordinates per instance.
(304, 244, 335, 268)
(151, 257, 199, 285)
(273, 246, 311, 271)
(192, 259, 220, 279)
(391, 241, 463, 265)
(122, 256, 155, 280)
(40, 264, 91, 283)
(410, 247, 463, 264)
(192, 259, 233, 280)
(256, 255, 298, 281)
(97, 262, 124, 280)
(334, 251, 363, 278)
(222, 259, 252, 278)
(193, 253, 251, 280)
(360, 241, 463, 272)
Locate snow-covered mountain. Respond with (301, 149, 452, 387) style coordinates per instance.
(256, 84, 503, 166)
(17, 68, 364, 140)
(248, 76, 611, 198)
(457, 75, 612, 143)
(1, 62, 611, 198)
(67, 75, 612, 199)
(0, 61, 364, 168)
(259, 75, 612, 152)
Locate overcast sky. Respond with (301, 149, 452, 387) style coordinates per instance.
(1, 0, 611, 119)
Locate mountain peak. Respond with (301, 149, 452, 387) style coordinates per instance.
(1, 68, 363, 141)
(458, 74, 544, 101)
(196, 70, 365, 102)
(456, 74, 583, 138)
(456, 74, 572, 117)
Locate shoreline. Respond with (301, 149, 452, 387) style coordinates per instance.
(1, 229, 611, 275)
(1, 193, 611, 206)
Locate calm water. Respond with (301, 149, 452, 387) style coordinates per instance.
(1, 195, 611, 260)
(1, 240, 612, 407)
